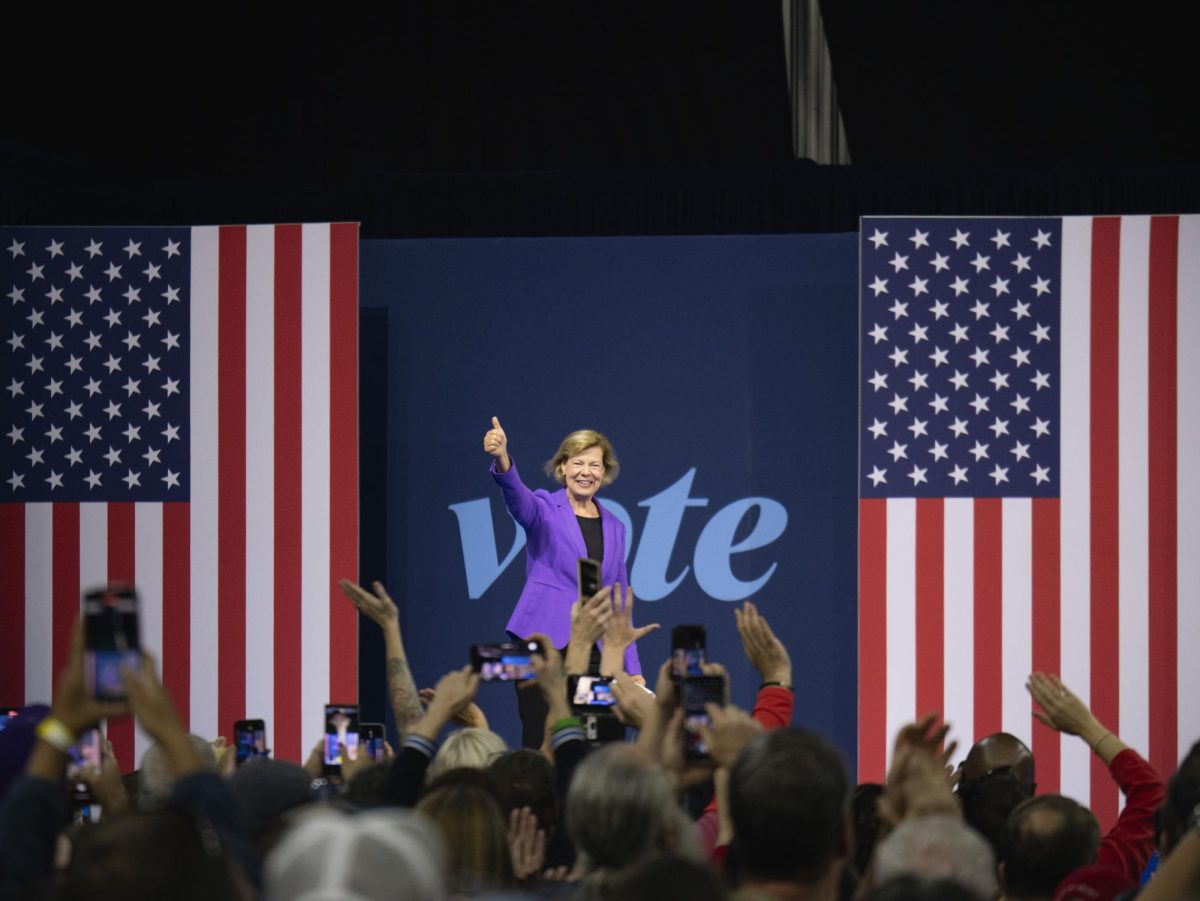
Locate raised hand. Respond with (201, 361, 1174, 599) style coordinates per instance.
(736, 600, 791, 686)
(1026, 672, 1097, 737)
(483, 416, 511, 472)
(603, 585, 660, 652)
(419, 687, 489, 729)
(338, 579, 399, 629)
(611, 671, 655, 729)
(565, 587, 614, 673)
(699, 702, 763, 768)
(339, 578, 424, 736)
(527, 634, 571, 722)
(507, 806, 547, 881)
(1026, 672, 1127, 763)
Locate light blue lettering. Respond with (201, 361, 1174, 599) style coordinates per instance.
(631, 469, 708, 600)
(448, 498, 526, 598)
(693, 497, 788, 600)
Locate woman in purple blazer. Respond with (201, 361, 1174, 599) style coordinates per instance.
(484, 418, 643, 745)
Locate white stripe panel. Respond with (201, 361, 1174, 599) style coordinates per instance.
(885, 499, 917, 768)
(134, 504, 163, 765)
(189, 226, 220, 742)
(1177, 214, 1200, 760)
(1001, 498, 1032, 750)
(24, 504, 54, 704)
(78, 503, 108, 595)
(301, 223, 332, 748)
(244, 225, 276, 754)
(1059, 216, 1093, 806)
(1117, 216, 1150, 760)
(77, 503, 108, 749)
(942, 498, 974, 762)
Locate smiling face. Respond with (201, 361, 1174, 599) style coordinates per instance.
(561, 445, 606, 502)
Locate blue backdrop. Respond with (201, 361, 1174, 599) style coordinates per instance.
(359, 233, 861, 767)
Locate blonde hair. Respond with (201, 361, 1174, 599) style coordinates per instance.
(427, 728, 508, 781)
(544, 429, 620, 486)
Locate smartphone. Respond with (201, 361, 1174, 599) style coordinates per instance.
(68, 726, 103, 799)
(234, 719, 268, 765)
(569, 675, 616, 712)
(577, 557, 601, 599)
(324, 704, 360, 773)
(359, 722, 386, 762)
(671, 624, 707, 679)
(682, 675, 725, 760)
(470, 640, 541, 681)
(83, 585, 140, 700)
(0, 707, 19, 733)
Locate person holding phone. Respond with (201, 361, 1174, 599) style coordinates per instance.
(484, 418, 645, 746)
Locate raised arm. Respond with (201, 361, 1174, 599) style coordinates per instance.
(339, 579, 424, 738)
(1027, 672, 1164, 882)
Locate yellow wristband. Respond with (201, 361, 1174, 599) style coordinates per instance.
(35, 716, 76, 754)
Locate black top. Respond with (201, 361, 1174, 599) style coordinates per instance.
(576, 514, 603, 562)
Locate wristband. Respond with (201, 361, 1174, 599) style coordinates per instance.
(550, 716, 582, 733)
(760, 681, 793, 692)
(1092, 731, 1114, 754)
(35, 716, 76, 754)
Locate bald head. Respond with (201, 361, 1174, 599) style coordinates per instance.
(960, 733, 1035, 796)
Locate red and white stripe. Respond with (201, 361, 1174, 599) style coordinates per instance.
(859, 215, 1199, 832)
(2, 223, 359, 771)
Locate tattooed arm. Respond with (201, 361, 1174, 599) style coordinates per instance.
(338, 579, 425, 738)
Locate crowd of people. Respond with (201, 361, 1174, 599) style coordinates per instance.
(1, 579, 1197, 901)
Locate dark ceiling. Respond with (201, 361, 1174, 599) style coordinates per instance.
(2, 5, 1196, 235)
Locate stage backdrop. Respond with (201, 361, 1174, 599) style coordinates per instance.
(360, 234, 861, 761)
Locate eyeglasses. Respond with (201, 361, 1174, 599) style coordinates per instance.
(565, 460, 604, 473)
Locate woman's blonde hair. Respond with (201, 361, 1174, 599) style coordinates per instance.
(427, 728, 508, 781)
(543, 429, 620, 486)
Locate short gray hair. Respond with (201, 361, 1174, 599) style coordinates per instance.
(138, 734, 216, 810)
(874, 814, 996, 900)
(566, 744, 675, 878)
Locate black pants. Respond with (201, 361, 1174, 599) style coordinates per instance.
(516, 643, 603, 749)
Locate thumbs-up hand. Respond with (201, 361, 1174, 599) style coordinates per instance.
(484, 416, 511, 471)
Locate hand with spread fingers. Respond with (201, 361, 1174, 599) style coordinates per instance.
(600, 584, 659, 676)
(878, 713, 959, 827)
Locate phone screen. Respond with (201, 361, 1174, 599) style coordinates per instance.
(359, 723, 386, 761)
(682, 676, 725, 759)
(68, 727, 103, 797)
(471, 641, 540, 681)
(83, 585, 140, 700)
(671, 625, 707, 678)
(0, 708, 19, 733)
(570, 675, 616, 708)
(234, 720, 267, 765)
(324, 704, 360, 767)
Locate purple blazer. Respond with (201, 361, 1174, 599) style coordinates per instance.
(492, 458, 642, 675)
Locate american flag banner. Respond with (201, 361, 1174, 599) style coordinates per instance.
(1, 224, 359, 770)
(858, 215, 1200, 831)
